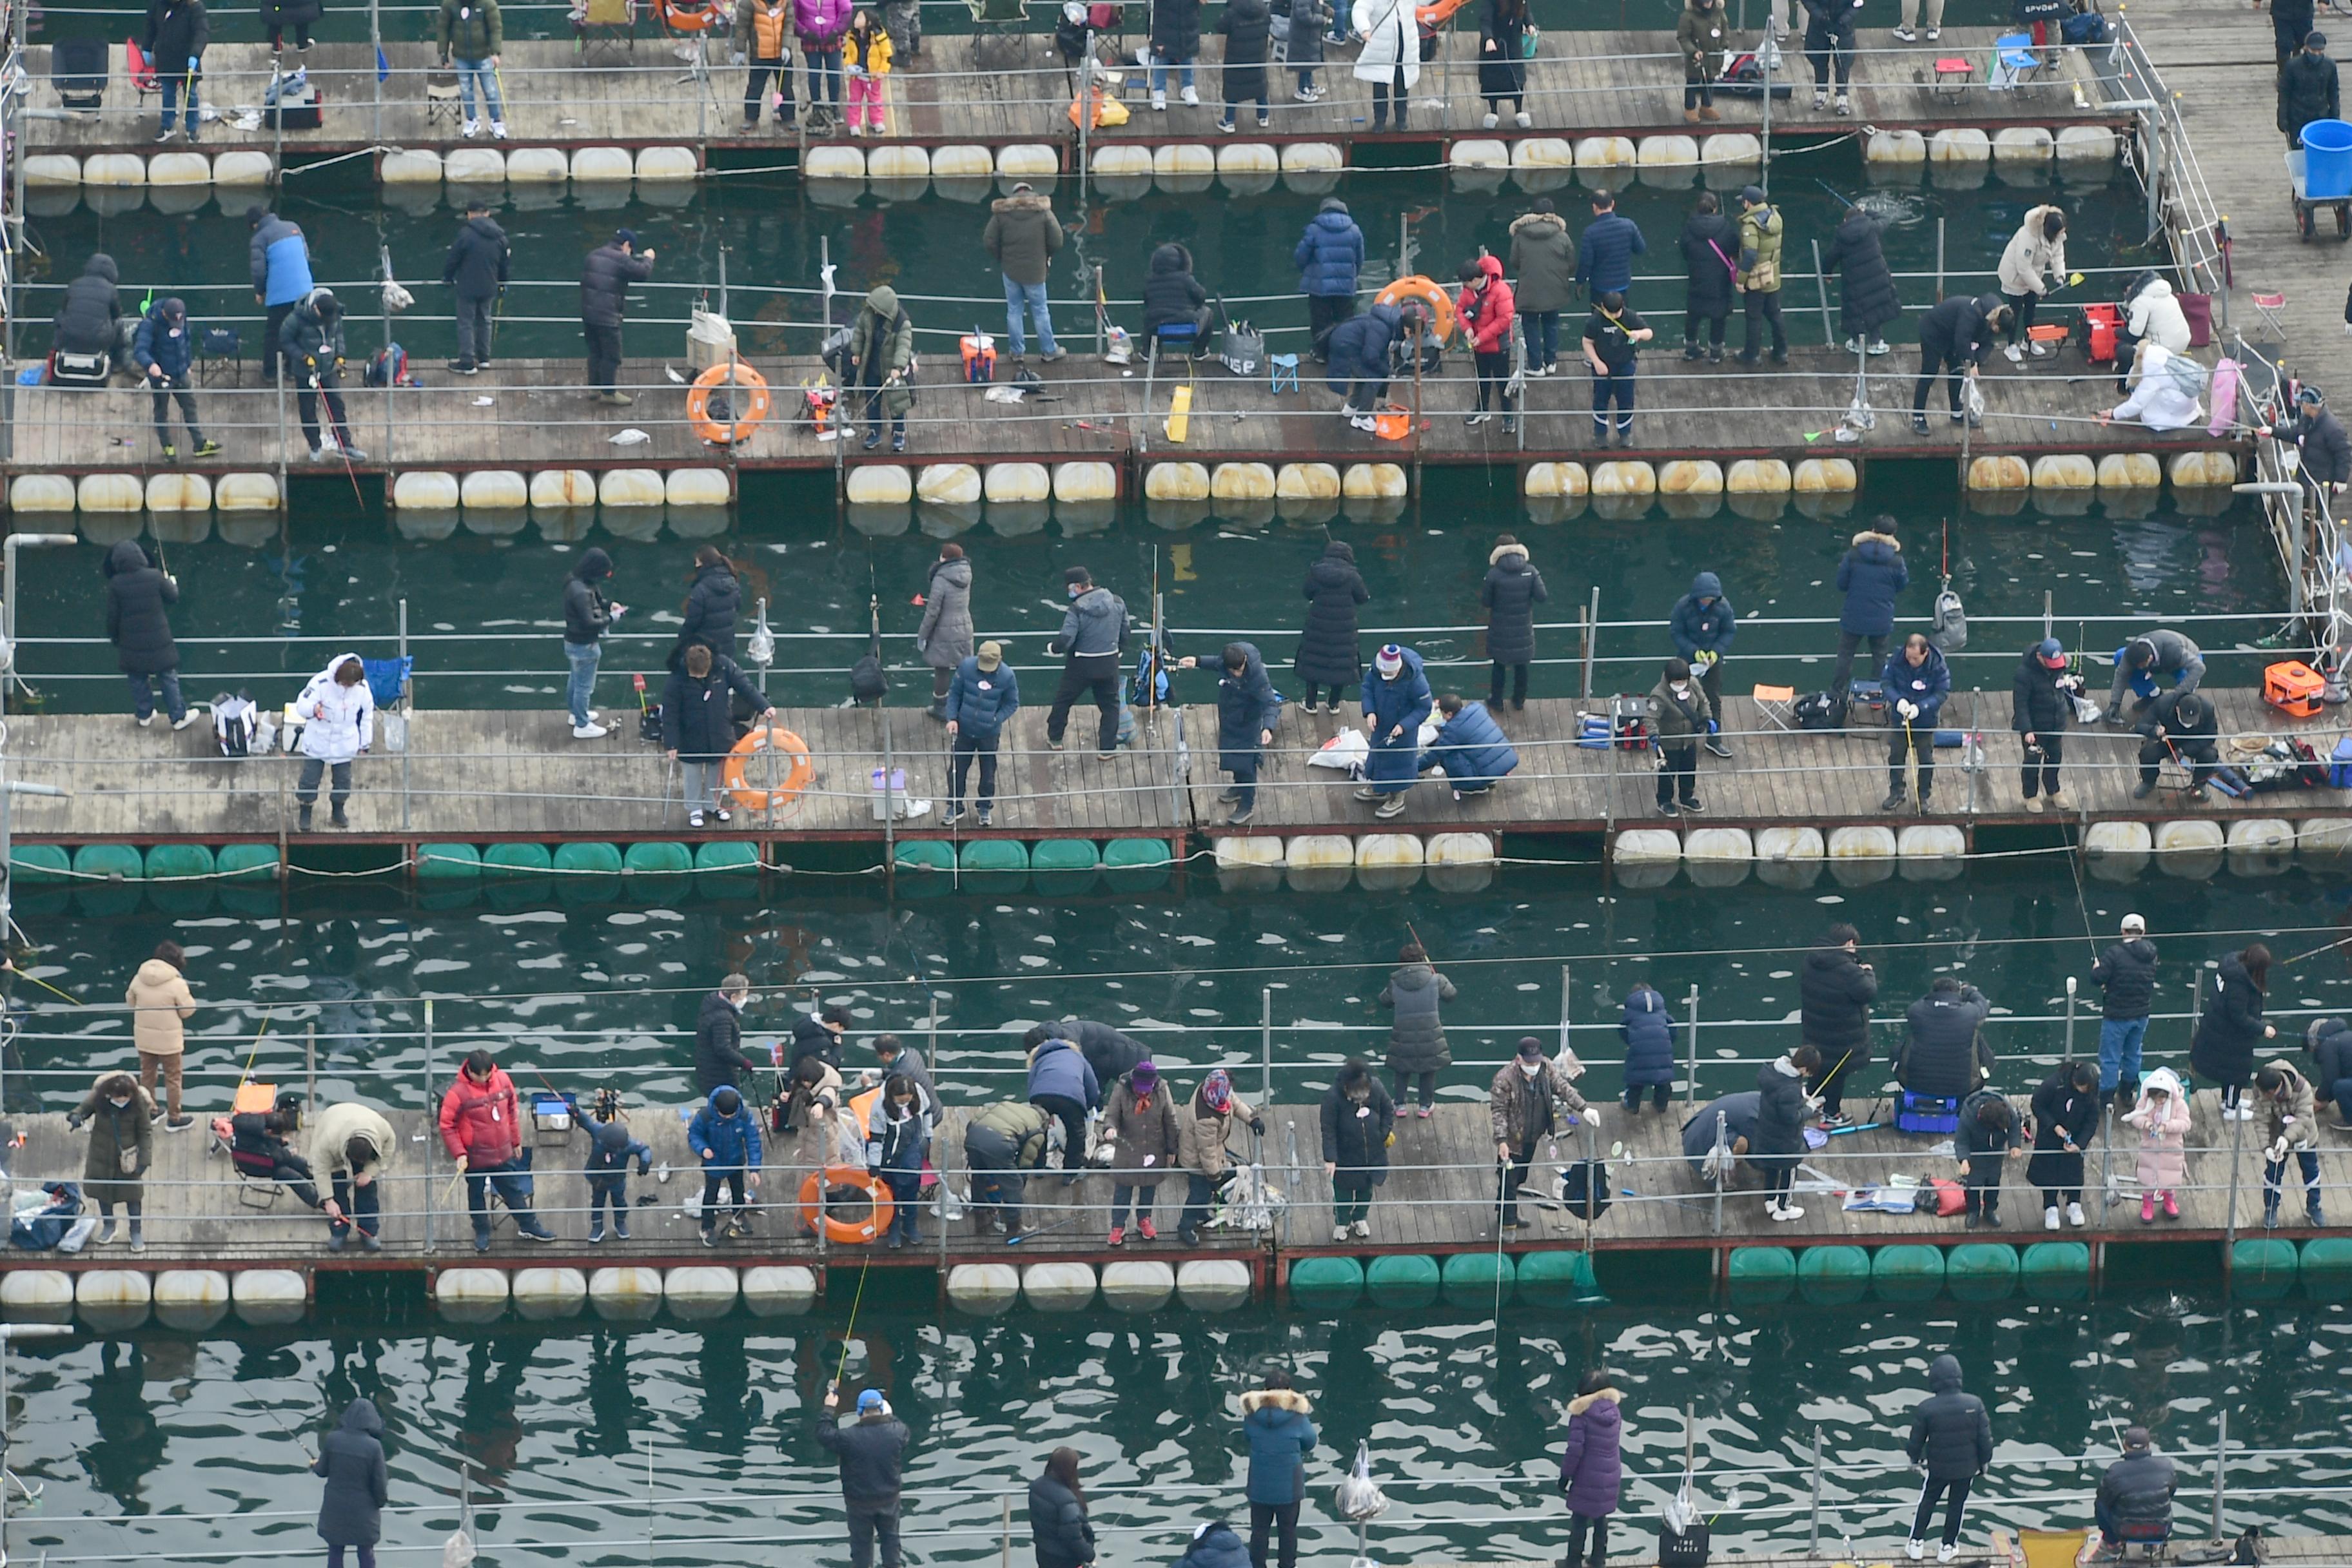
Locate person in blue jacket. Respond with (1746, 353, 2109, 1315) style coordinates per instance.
(1026, 1031, 1101, 1186)
(1574, 190, 1648, 300)
(1175, 1519, 1253, 1568)
(1881, 631, 1950, 814)
(132, 297, 218, 461)
(1620, 983, 1676, 1112)
(1239, 1371, 1319, 1568)
(687, 1084, 763, 1246)
(1420, 692, 1517, 799)
(1830, 515, 1906, 700)
(1667, 570, 1735, 757)
(582, 1108, 651, 1244)
(1355, 643, 1431, 820)
(246, 207, 315, 385)
(945, 639, 1018, 828)
(1325, 300, 1418, 431)
(1293, 197, 1366, 360)
(865, 1073, 928, 1248)
(1179, 640, 1282, 826)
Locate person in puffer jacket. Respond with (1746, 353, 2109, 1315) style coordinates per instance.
(1422, 694, 1517, 798)
(1173, 1519, 1252, 1568)
(1026, 1032, 1101, 1185)
(1481, 535, 1547, 709)
(1754, 1046, 1818, 1220)
(294, 653, 373, 831)
(1326, 300, 1423, 431)
(1880, 634, 1951, 813)
(1619, 984, 1675, 1112)
(795, 0, 853, 126)
(2190, 945, 2275, 1119)
(2310, 1014, 2352, 1123)
(279, 288, 366, 462)
(1046, 566, 1132, 756)
(1509, 196, 1578, 373)
(1905, 1353, 1993, 1555)
(562, 547, 624, 737)
(1380, 941, 1455, 1113)
(1799, 925, 1877, 1125)
(1295, 198, 1366, 360)
(438, 1048, 556, 1250)
(1558, 1371, 1624, 1567)
(2010, 636, 2079, 810)
(2096, 1427, 2178, 1544)
(1897, 977, 1993, 1101)
(1102, 1059, 1179, 1245)
(1456, 253, 1517, 429)
(1176, 640, 1281, 825)
(580, 230, 655, 404)
(1955, 1086, 2021, 1227)
(52, 253, 122, 363)
(2116, 273, 2190, 392)
(582, 1107, 650, 1243)
(2254, 1059, 2324, 1229)
(688, 1084, 763, 1244)
(2122, 1068, 2190, 1222)
(105, 538, 190, 729)
(1357, 643, 1432, 819)
(945, 641, 1018, 827)
(132, 297, 216, 460)
(1239, 1371, 1318, 1568)
(866, 1073, 927, 1248)
(1667, 571, 1735, 752)
(248, 209, 314, 384)
(2092, 914, 2158, 1105)
(1141, 242, 1213, 357)
(1176, 1069, 1263, 1246)
(1320, 1057, 1394, 1240)
(1830, 515, 1906, 697)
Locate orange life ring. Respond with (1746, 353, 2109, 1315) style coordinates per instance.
(1373, 275, 1457, 343)
(689, 361, 771, 445)
(724, 921, 819, 975)
(655, 0, 720, 30)
(723, 723, 813, 812)
(799, 1164, 895, 1244)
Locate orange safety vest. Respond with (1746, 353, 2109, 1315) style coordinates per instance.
(751, 2, 789, 58)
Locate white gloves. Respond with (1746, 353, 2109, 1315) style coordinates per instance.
(1897, 700, 1919, 720)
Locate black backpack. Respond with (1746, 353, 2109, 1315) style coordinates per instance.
(1558, 1157, 1613, 1221)
(1796, 690, 1846, 730)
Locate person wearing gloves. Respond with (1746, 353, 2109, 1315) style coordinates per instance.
(132, 297, 217, 460)
(561, 547, 623, 740)
(2104, 627, 2208, 725)
(1800, 925, 1876, 1127)
(689, 1084, 764, 1245)
(866, 1073, 928, 1248)
(2100, 341, 2205, 433)
(293, 654, 373, 831)
(1320, 1057, 1395, 1240)
(2010, 636, 2080, 810)
(1026, 1028, 1102, 1185)
(581, 1104, 651, 1243)
(1667, 571, 1736, 754)
(1489, 1036, 1591, 1230)
(1910, 293, 2010, 434)
(1351, 0, 1418, 128)
(1421, 693, 1518, 799)
(1509, 196, 1578, 376)
(1481, 534, 1547, 710)
(1176, 641, 1282, 827)
(1557, 1371, 1625, 1567)
(916, 542, 974, 719)
(1733, 186, 1787, 365)
(580, 230, 656, 407)
(104, 539, 193, 731)
(944, 640, 1017, 828)
(1381, 941, 1455, 1115)
(2122, 1068, 2191, 1222)
(312, 1400, 389, 1568)
(1649, 656, 1711, 818)
(1619, 985, 1676, 1112)
(740, 0, 797, 126)
(280, 288, 366, 462)
(1897, 977, 1994, 1101)
(312, 1099, 395, 1253)
(441, 196, 510, 375)
(2255, 1059, 2326, 1228)
(1102, 1059, 1179, 1245)
(2277, 384, 2352, 495)
(435, 0, 506, 139)
(1240, 1371, 1319, 1568)
(1675, 0, 1724, 122)
(817, 1386, 912, 1568)
(1295, 198, 1366, 360)
(438, 1048, 556, 1251)
(1801, 0, 1861, 114)
(2131, 687, 2220, 799)
(1752, 1044, 1818, 1221)
(1176, 1068, 1263, 1246)
(1880, 632, 1951, 813)
(1905, 1355, 1994, 1560)
(2026, 1061, 2099, 1230)
(143, 0, 210, 142)
(2092, 914, 2159, 1106)
(1995, 206, 2066, 360)
(248, 208, 314, 385)
(1355, 643, 1433, 820)
(1456, 254, 1518, 431)
(965, 1099, 1052, 1235)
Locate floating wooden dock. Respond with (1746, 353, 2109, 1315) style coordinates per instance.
(14, 30, 2122, 169)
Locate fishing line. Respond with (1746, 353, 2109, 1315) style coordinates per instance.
(831, 1255, 872, 1389)
(14, 970, 83, 1007)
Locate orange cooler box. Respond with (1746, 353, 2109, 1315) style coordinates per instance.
(2266, 660, 2327, 718)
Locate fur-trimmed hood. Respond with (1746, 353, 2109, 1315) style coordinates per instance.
(992, 190, 1052, 215)
(1510, 210, 1566, 240)
(1850, 527, 1899, 551)
(1567, 1386, 1623, 1416)
(1240, 1387, 1313, 1416)
(1489, 541, 1529, 567)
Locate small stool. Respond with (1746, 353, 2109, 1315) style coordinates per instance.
(1931, 55, 1974, 99)
(1268, 351, 1300, 393)
(425, 77, 463, 127)
(1752, 683, 1798, 731)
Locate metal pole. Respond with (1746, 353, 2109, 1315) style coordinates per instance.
(1001, 1493, 1013, 1568)
(1260, 986, 1273, 1108)
(2064, 975, 2077, 1063)
(1758, 24, 1773, 198)
(1583, 586, 1600, 701)
(2224, 1081, 2246, 1251)
(1935, 217, 1946, 304)
(1077, 50, 1092, 205)
(2210, 1410, 2228, 1538)
(398, 596, 411, 832)
(1558, 963, 1572, 1059)
(1811, 239, 1833, 346)
(306, 1023, 317, 1116)
(934, 982, 950, 1271)
(1807, 1425, 1825, 1553)
(423, 997, 436, 1253)
(1685, 983, 1701, 1109)
(1710, 1110, 1727, 1236)
(2043, 589, 2055, 640)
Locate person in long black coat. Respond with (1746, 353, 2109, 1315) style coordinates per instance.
(2010, 638, 2079, 810)
(2026, 1061, 2099, 1228)
(1320, 1057, 1395, 1239)
(1477, 0, 1531, 122)
(1150, 0, 1203, 104)
(1821, 206, 1900, 354)
(1216, 0, 1273, 129)
(660, 644, 775, 827)
(1480, 534, 1547, 712)
(103, 539, 190, 729)
(312, 1398, 388, 1560)
(1676, 193, 1738, 360)
(669, 546, 743, 669)
(1295, 540, 1369, 712)
(1753, 1046, 1818, 1221)
(2190, 945, 2276, 1119)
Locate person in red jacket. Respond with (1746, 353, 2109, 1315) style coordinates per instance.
(437, 1048, 558, 1251)
(1456, 254, 1517, 433)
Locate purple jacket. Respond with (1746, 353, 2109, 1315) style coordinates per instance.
(1558, 1389, 1625, 1517)
(792, 0, 848, 39)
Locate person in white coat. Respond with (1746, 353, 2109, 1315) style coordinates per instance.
(295, 652, 374, 831)
(2101, 342, 2203, 433)
(2116, 273, 2191, 391)
(1995, 204, 2066, 360)
(1352, 0, 1419, 128)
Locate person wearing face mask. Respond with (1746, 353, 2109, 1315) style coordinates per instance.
(1319, 1056, 1395, 1240)
(1648, 657, 1710, 818)
(1489, 1037, 1592, 1230)
(1880, 632, 1950, 814)
(865, 1073, 928, 1249)
(74, 1072, 153, 1250)
(695, 973, 761, 1095)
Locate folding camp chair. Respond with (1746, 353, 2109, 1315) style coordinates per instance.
(1930, 54, 1974, 101)
(968, 0, 1030, 63)
(124, 37, 159, 105)
(574, 0, 637, 59)
(1753, 683, 1798, 731)
(50, 38, 109, 112)
(361, 656, 414, 711)
(1986, 31, 2043, 90)
(2020, 1529, 2090, 1568)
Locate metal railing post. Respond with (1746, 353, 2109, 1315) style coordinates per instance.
(1807, 1425, 1824, 1553)
(1685, 983, 1701, 1108)
(422, 997, 436, 1254)
(398, 596, 411, 832)
(2064, 975, 2077, 1063)
(1582, 587, 1600, 701)
(1710, 1110, 1727, 1237)
(2210, 1410, 2229, 1538)
(1260, 986, 1273, 1108)
(1811, 239, 1834, 346)
(1935, 216, 1946, 304)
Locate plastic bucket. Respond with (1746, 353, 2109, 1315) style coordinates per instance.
(2302, 118, 2352, 199)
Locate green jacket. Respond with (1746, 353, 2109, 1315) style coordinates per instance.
(1649, 674, 1713, 741)
(437, 0, 502, 59)
(1736, 203, 1783, 294)
(849, 286, 917, 411)
(1674, 1, 1724, 72)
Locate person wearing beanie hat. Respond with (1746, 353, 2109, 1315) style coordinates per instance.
(1177, 1068, 1263, 1245)
(1320, 1056, 1395, 1239)
(2010, 635, 2081, 812)
(1649, 656, 1710, 818)
(2091, 915, 2159, 1106)
(2280, 27, 2337, 146)
(1045, 566, 1132, 757)
(1102, 1058, 1179, 1244)
(1176, 1516, 1254, 1568)
(944, 638, 1017, 827)
(561, 547, 625, 739)
(130, 295, 219, 463)
(580, 229, 656, 406)
(818, 1378, 912, 1568)
(1355, 643, 1431, 819)
(2278, 381, 2352, 493)
(579, 1101, 651, 1244)
(1177, 640, 1280, 825)
(1489, 1035, 1590, 1229)
(2096, 1425, 2179, 1544)
(687, 1084, 763, 1245)
(848, 282, 916, 451)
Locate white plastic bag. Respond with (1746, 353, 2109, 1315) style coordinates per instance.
(1335, 1440, 1390, 1521)
(1308, 729, 1368, 775)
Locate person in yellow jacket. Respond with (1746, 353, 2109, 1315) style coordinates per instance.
(126, 939, 197, 1130)
(1732, 184, 1786, 366)
(737, 0, 796, 128)
(843, 10, 892, 135)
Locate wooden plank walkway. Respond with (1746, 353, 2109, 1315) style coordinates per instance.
(15, 30, 2118, 164)
(1, 346, 2237, 481)
(1, 1087, 2329, 1275)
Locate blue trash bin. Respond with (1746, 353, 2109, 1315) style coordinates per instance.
(2302, 117, 2352, 199)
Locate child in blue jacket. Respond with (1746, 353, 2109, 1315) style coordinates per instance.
(865, 1073, 930, 1248)
(582, 1106, 652, 1243)
(688, 1085, 764, 1244)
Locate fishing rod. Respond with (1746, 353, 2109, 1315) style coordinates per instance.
(1004, 1214, 1083, 1247)
(1816, 178, 1857, 210)
(829, 1254, 872, 1390)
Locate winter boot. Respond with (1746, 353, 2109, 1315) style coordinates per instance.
(2264, 1193, 2282, 1230)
